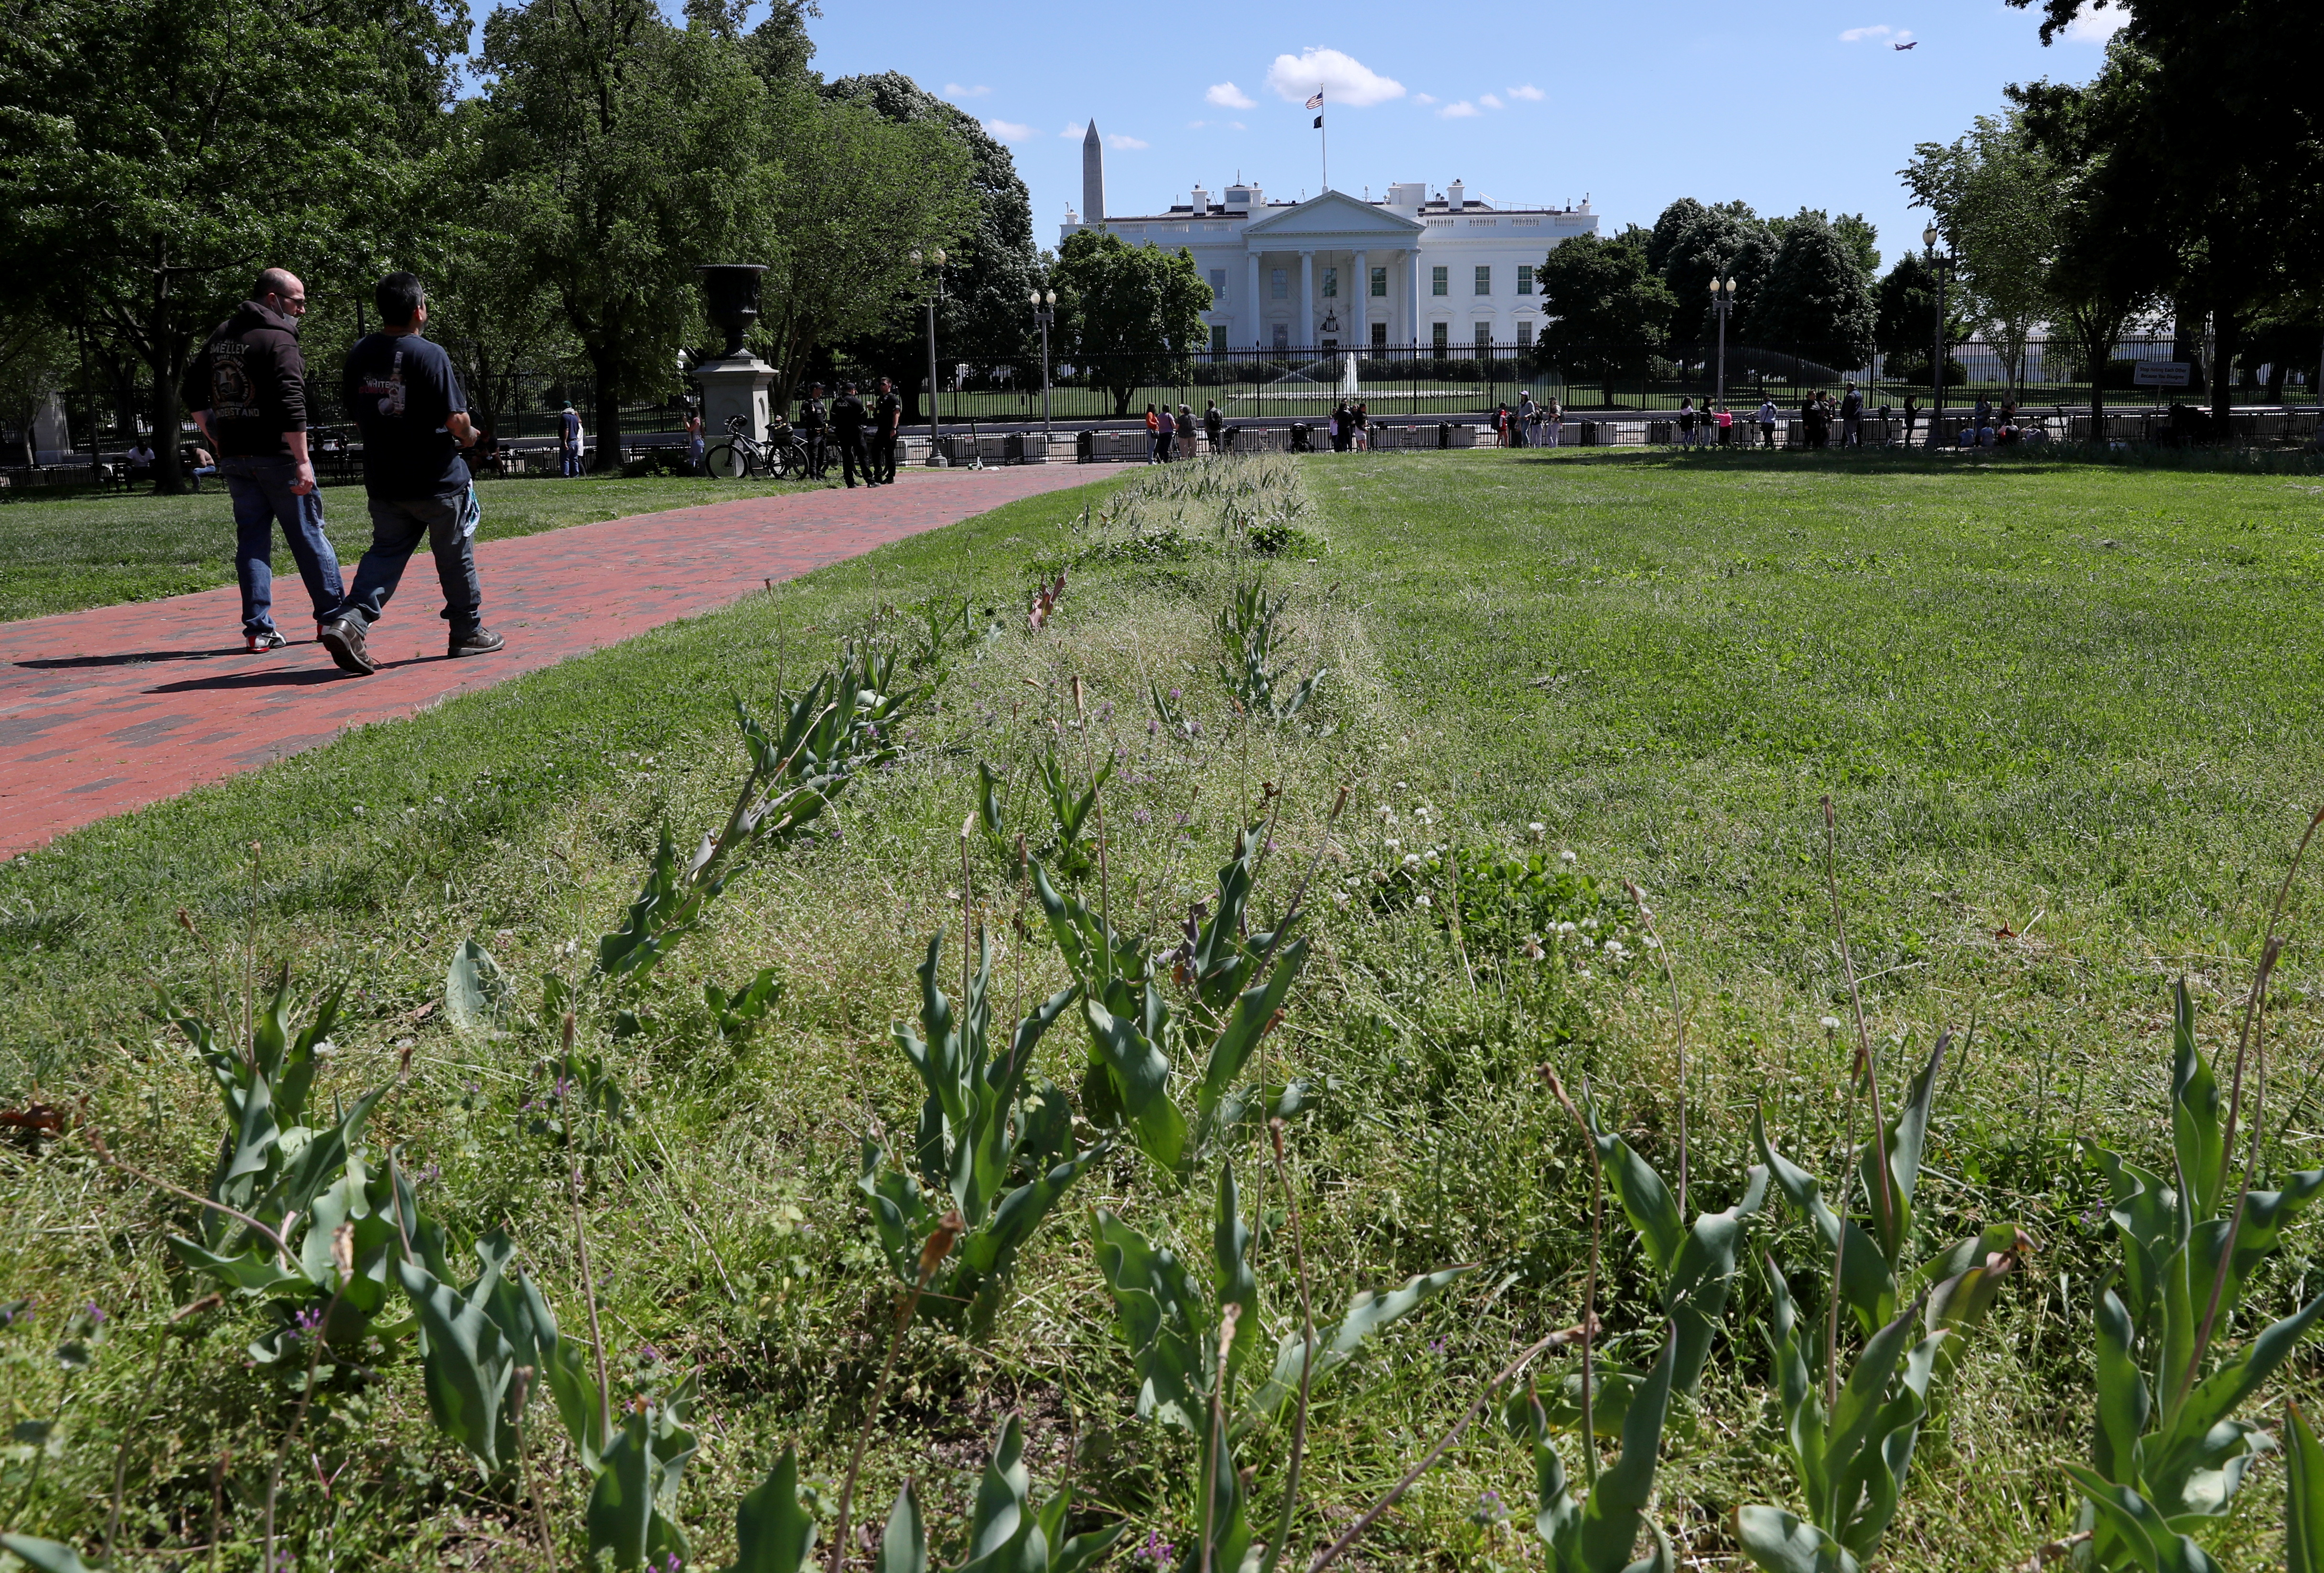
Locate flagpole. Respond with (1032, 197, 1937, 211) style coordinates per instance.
(1321, 111, 1328, 192)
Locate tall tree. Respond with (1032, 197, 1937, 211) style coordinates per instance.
(1535, 228, 1675, 408)
(821, 72, 1040, 415)
(0, 0, 465, 490)
(0, 310, 73, 468)
(475, 0, 772, 468)
(1646, 199, 1778, 345)
(745, 83, 974, 419)
(1904, 112, 2065, 400)
(1049, 231, 1207, 417)
(1873, 252, 1974, 390)
(1747, 214, 1878, 375)
(2008, 0, 2324, 422)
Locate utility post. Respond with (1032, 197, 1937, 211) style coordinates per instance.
(1029, 284, 1056, 438)
(910, 247, 947, 464)
(1923, 224, 1951, 451)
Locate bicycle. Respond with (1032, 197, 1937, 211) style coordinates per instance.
(703, 416, 814, 480)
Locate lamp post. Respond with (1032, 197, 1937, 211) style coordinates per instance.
(910, 247, 947, 463)
(1029, 285, 1055, 438)
(1709, 274, 1737, 412)
(1923, 224, 1951, 450)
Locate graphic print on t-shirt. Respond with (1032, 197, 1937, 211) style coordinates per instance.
(357, 348, 409, 420)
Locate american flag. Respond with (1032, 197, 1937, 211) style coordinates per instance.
(1306, 90, 1324, 109)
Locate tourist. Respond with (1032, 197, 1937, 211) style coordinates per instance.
(1756, 396, 1779, 449)
(1544, 398, 1563, 447)
(1144, 404, 1161, 461)
(1329, 400, 1347, 452)
(1493, 402, 1511, 447)
(123, 437, 156, 487)
(1840, 381, 1864, 448)
(182, 267, 345, 653)
(556, 403, 582, 476)
(1156, 402, 1177, 462)
(1902, 393, 1920, 445)
(799, 383, 829, 478)
(870, 377, 902, 484)
(1354, 401, 1370, 450)
(1677, 397, 1697, 450)
(315, 270, 498, 676)
(1179, 403, 1197, 456)
(1715, 402, 1733, 446)
(831, 383, 871, 486)
(685, 406, 705, 474)
(1800, 392, 1822, 449)
(1203, 399, 1224, 453)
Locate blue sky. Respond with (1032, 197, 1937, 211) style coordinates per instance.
(793, 0, 2128, 270)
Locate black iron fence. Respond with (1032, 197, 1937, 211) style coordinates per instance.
(909, 337, 2319, 425)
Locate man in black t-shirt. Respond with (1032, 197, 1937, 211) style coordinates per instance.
(870, 377, 902, 484)
(316, 272, 502, 676)
(829, 383, 870, 488)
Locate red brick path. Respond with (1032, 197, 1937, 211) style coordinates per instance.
(0, 465, 1123, 855)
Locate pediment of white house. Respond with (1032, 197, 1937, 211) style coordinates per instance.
(1241, 190, 1424, 246)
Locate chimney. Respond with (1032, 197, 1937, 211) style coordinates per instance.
(1447, 180, 1465, 212)
(1082, 120, 1106, 224)
(1192, 186, 1210, 215)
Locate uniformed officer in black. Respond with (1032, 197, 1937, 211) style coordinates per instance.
(798, 382, 829, 479)
(829, 383, 870, 488)
(870, 377, 903, 485)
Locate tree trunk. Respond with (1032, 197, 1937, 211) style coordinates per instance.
(591, 348, 623, 473)
(2084, 319, 2108, 441)
(2211, 306, 2240, 427)
(151, 358, 186, 494)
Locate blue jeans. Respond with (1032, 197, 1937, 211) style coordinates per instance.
(335, 492, 484, 634)
(219, 455, 343, 637)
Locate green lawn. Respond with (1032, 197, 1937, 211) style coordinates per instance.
(5, 447, 2324, 1573)
(0, 471, 831, 622)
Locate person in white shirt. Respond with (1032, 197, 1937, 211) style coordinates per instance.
(1756, 398, 1780, 450)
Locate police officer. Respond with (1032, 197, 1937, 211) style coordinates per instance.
(798, 382, 829, 479)
(829, 382, 870, 488)
(870, 377, 903, 485)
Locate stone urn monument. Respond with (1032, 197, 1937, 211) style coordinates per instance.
(691, 263, 775, 444)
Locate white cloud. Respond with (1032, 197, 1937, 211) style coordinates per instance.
(1413, 93, 1437, 105)
(1229, 121, 1245, 131)
(1440, 100, 1480, 119)
(1205, 81, 1257, 110)
(1060, 125, 1085, 139)
(1479, 93, 1503, 109)
(1264, 47, 1405, 108)
(1838, 24, 1897, 42)
(2062, 7, 2129, 42)
(1508, 84, 1544, 101)
(982, 119, 1035, 144)
(943, 83, 990, 98)
(1108, 134, 1149, 151)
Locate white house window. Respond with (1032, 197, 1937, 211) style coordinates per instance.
(1474, 266, 1491, 296)
(1517, 321, 1534, 348)
(1370, 266, 1387, 298)
(1209, 268, 1227, 304)
(1371, 322, 1388, 349)
(1270, 268, 1289, 300)
(1211, 325, 1229, 352)
(1431, 322, 1449, 351)
(1431, 266, 1448, 297)
(1322, 266, 1338, 299)
(1517, 265, 1534, 296)
(1474, 323, 1493, 351)
(1273, 323, 1290, 350)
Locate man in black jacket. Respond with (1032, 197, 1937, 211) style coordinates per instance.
(315, 271, 501, 676)
(869, 377, 903, 484)
(798, 383, 829, 479)
(183, 268, 345, 652)
(829, 383, 870, 488)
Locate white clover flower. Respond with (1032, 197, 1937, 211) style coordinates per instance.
(1581, 916, 1599, 929)
(1604, 940, 1626, 957)
(1384, 838, 1400, 851)
(1560, 849, 1578, 863)
(1557, 921, 1578, 935)
(1403, 854, 1423, 868)
(1396, 781, 1409, 789)
(1414, 894, 1432, 908)
(1528, 821, 1546, 836)
(1576, 967, 1593, 980)
(1644, 936, 1662, 949)
(1821, 1015, 1843, 1031)
(1334, 892, 1350, 908)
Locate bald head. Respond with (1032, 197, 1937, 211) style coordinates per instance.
(254, 269, 306, 315)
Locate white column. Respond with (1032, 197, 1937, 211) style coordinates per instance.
(1408, 246, 1422, 345)
(1352, 249, 1368, 348)
(1299, 251, 1314, 350)
(1247, 253, 1262, 347)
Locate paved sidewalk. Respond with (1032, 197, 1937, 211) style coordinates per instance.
(0, 465, 1121, 856)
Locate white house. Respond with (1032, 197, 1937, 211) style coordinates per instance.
(1065, 119, 1600, 354)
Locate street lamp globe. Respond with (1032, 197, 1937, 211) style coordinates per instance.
(931, 248, 946, 267)
(908, 249, 921, 267)
(1044, 290, 1055, 307)
(1922, 224, 1939, 252)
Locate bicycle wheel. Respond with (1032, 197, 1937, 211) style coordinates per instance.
(705, 441, 753, 480)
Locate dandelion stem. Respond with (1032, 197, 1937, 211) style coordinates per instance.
(830, 1213, 962, 1573)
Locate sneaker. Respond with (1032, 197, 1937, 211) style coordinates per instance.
(245, 629, 287, 653)
(318, 615, 377, 676)
(448, 625, 506, 658)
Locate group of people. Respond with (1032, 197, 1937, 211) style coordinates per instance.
(793, 379, 904, 485)
(183, 266, 502, 671)
(1491, 393, 1570, 448)
(1142, 400, 1226, 462)
(1328, 401, 1371, 451)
